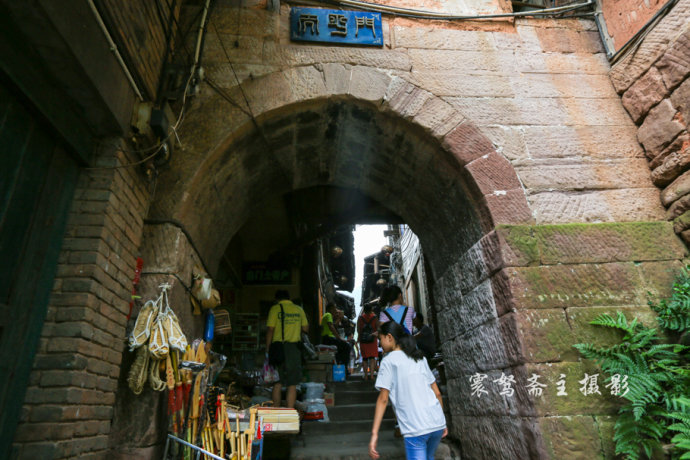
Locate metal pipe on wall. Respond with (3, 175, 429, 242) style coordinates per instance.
(86, 0, 144, 101)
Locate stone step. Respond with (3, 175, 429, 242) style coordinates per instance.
(328, 403, 394, 421)
(332, 390, 379, 405)
(331, 379, 378, 393)
(291, 430, 405, 460)
(301, 418, 396, 435)
(291, 431, 456, 460)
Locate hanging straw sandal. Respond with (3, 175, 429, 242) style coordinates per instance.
(160, 289, 188, 352)
(128, 299, 158, 351)
(127, 345, 150, 395)
(127, 283, 189, 394)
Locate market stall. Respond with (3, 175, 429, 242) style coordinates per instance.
(126, 276, 329, 459)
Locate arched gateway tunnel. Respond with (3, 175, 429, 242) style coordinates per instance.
(2, 0, 690, 458)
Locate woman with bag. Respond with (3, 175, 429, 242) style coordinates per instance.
(357, 304, 379, 381)
(379, 286, 415, 335)
(369, 320, 447, 460)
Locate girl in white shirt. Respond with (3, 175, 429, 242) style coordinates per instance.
(369, 321, 447, 460)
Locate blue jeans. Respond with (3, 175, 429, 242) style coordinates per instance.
(403, 428, 444, 460)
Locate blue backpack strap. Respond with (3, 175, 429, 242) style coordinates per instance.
(384, 307, 407, 331)
(401, 306, 410, 334)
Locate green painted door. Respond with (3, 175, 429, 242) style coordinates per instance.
(0, 80, 80, 457)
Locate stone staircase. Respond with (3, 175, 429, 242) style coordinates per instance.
(291, 377, 404, 459)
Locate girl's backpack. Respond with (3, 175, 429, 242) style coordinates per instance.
(382, 306, 411, 335)
(360, 315, 376, 343)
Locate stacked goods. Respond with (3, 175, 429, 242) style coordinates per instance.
(192, 404, 273, 459)
(256, 407, 300, 433)
(314, 344, 337, 363)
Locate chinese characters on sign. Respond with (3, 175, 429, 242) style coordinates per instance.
(468, 373, 629, 398)
(290, 7, 384, 47)
(242, 263, 292, 285)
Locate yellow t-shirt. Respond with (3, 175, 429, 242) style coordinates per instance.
(321, 312, 335, 338)
(267, 300, 308, 343)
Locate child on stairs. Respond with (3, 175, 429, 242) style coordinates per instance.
(369, 320, 447, 460)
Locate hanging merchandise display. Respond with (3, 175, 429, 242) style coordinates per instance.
(129, 280, 310, 459)
(150, 312, 170, 359)
(214, 308, 232, 336)
(164, 306, 188, 352)
(160, 336, 303, 459)
(204, 309, 215, 342)
(190, 266, 221, 315)
(128, 298, 158, 350)
(127, 345, 150, 395)
(126, 283, 189, 395)
(129, 283, 188, 353)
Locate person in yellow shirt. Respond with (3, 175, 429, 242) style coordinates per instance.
(266, 290, 308, 408)
(321, 303, 351, 367)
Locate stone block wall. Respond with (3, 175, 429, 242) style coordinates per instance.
(436, 229, 545, 458)
(163, 4, 666, 241)
(108, 223, 205, 459)
(10, 1, 688, 457)
(436, 221, 686, 458)
(11, 143, 152, 459)
(610, 0, 690, 244)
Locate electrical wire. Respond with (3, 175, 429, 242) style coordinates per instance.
(610, 0, 679, 65)
(86, 1, 212, 171)
(208, 17, 296, 188)
(211, 21, 257, 121)
(83, 143, 168, 170)
(89, 0, 592, 171)
(205, 77, 254, 117)
(291, 0, 594, 20)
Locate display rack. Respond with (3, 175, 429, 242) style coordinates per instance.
(231, 312, 261, 351)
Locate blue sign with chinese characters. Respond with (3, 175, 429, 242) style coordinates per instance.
(290, 7, 383, 47)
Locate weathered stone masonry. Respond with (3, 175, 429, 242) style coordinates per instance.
(612, 0, 690, 244)
(437, 222, 685, 458)
(8, 1, 690, 458)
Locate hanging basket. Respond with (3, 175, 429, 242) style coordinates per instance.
(214, 309, 232, 336)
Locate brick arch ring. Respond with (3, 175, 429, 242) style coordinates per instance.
(188, 65, 534, 233)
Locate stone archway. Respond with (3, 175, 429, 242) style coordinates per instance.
(152, 66, 534, 269)
(123, 65, 687, 459)
(136, 67, 547, 457)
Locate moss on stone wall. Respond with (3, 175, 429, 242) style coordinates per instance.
(497, 221, 686, 267)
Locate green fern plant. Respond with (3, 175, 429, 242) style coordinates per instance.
(574, 268, 690, 460)
(667, 397, 690, 459)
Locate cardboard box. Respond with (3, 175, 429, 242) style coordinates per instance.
(324, 392, 335, 407)
(304, 362, 333, 382)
